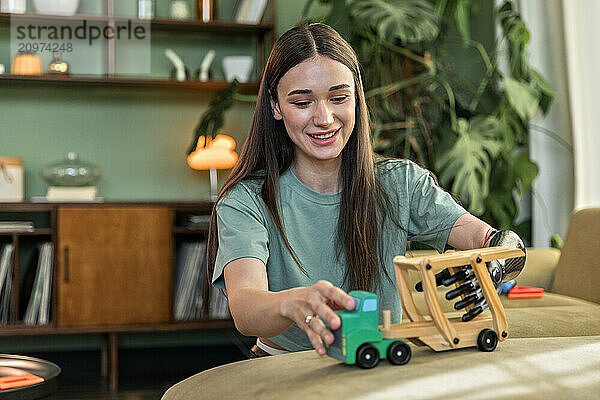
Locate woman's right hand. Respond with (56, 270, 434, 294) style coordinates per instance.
(279, 280, 356, 356)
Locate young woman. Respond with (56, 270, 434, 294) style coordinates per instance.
(206, 23, 525, 358)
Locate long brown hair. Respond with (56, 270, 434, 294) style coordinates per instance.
(206, 23, 403, 292)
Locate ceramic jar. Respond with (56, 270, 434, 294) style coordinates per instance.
(40, 152, 101, 187)
(0, 157, 24, 202)
(33, 0, 80, 16)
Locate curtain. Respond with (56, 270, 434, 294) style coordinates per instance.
(562, 0, 600, 210)
(516, 0, 574, 247)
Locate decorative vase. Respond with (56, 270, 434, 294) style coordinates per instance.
(40, 152, 101, 187)
(33, 0, 80, 16)
(197, 0, 215, 23)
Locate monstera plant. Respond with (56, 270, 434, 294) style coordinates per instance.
(190, 1, 555, 243)
(300, 0, 556, 242)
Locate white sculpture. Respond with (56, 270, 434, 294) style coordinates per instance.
(165, 48, 186, 81)
(199, 50, 215, 82)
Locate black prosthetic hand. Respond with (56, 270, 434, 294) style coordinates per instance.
(415, 230, 527, 322)
(484, 229, 527, 283)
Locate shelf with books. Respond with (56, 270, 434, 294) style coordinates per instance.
(171, 205, 228, 323)
(0, 208, 56, 327)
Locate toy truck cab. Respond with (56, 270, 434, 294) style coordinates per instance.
(326, 290, 411, 368)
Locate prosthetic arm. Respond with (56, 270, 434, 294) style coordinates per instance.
(415, 230, 526, 322)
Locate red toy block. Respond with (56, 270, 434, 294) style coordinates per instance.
(508, 285, 544, 299)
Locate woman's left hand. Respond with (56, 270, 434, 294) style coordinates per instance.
(279, 280, 356, 356)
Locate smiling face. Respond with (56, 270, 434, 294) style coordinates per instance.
(271, 56, 356, 171)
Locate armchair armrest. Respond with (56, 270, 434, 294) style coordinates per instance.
(515, 248, 561, 291)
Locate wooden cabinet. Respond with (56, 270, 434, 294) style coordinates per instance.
(56, 206, 172, 327)
(0, 201, 226, 330)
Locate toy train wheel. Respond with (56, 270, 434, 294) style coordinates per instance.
(387, 341, 411, 365)
(356, 343, 380, 369)
(477, 329, 499, 352)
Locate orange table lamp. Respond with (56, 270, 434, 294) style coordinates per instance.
(187, 134, 238, 201)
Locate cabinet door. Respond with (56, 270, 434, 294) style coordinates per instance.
(57, 207, 172, 327)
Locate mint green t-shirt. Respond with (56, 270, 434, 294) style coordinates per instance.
(212, 159, 467, 351)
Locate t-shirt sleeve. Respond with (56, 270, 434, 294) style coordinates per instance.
(407, 164, 468, 252)
(212, 183, 269, 290)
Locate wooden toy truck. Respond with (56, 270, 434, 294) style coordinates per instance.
(326, 247, 525, 368)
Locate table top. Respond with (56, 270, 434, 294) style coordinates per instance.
(163, 336, 600, 400)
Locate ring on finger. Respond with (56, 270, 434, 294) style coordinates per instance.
(305, 314, 318, 324)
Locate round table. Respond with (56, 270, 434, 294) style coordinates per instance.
(163, 336, 600, 400)
(0, 354, 61, 400)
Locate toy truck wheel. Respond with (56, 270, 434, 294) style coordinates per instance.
(356, 343, 380, 369)
(477, 329, 499, 352)
(387, 341, 411, 365)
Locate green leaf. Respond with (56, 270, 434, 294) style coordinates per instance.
(512, 151, 539, 198)
(529, 68, 556, 98)
(498, 101, 528, 148)
(498, 1, 513, 14)
(454, 0, 471, 43)
(349, 0, 439, 43)
(550, 233, 564, 250)
(529, 67, 556, 114)
(498, 4, 530, 78)
(188, 80, 239, 155)
(514, 219, 532, 244)
(506, 19, 530, 48)
(485, 190, 517, 230)
(503, 76, 540, 121)
(436, 116, 502, 215)
(324, 0, 352, 39)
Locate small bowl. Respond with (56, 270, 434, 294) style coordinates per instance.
(33, 0, 80, 16)
(222, 56, 253, 83)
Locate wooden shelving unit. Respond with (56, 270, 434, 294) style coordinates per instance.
(0, 0, 276, 93)
(0, 201, 228, 390)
